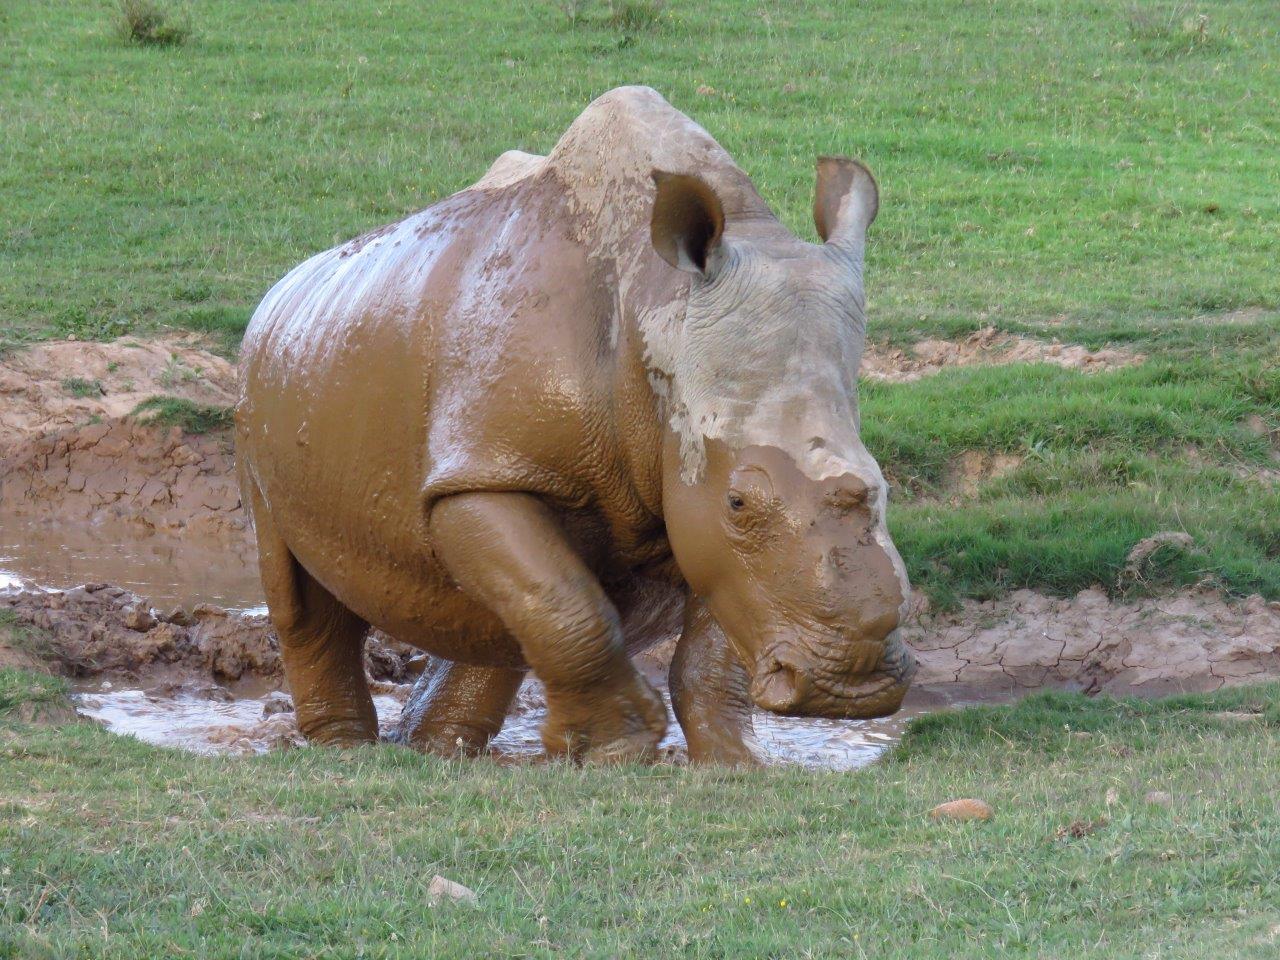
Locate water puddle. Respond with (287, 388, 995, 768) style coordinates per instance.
(75, 680, 971, 769)
(0, 515, 263, 611)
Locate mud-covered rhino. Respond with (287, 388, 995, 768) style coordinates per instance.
(237, 86, 914, 764)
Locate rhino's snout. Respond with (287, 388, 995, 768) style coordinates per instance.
(750, 630, 916, 720)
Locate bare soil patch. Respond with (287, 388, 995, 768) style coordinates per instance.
(0, 334, 235, 448)
(860, 327, 1143, 383)
(908, 587, 1280, 695)
(1, 335, 245, 533)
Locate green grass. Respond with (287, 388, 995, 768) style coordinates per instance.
(3, 672, 1280, 958)
(58, 376, 104, 398)
(1, 0, 1277, 344)
(129, 395, 234, 433)
(863, 341, 1280, 604)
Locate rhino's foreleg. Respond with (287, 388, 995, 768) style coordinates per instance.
(397, 659, 525, 757)
(669, 597, 761, 767)
(429, 491, 668, 762)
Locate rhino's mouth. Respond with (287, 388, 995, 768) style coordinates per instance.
(750, 629, 916, 720)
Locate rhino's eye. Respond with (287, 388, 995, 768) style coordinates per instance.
(727, 492, 746, 511)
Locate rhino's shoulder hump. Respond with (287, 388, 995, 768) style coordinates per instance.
(545, 86, 770, 245)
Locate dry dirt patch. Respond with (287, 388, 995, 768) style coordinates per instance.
(0, 334, 235, 448)
(907, 587, 1280, 695)
(1, 335, 245, 532)
(860, 327, 1143, 383)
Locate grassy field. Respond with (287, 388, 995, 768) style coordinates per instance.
(1, 672, 1279, 958)
(2, 0, 1277, 606)
(3, 0, 1278, 344)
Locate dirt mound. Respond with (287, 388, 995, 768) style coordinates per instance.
(907, 587, 1280, 695)
(1, 583, 417, 689)
(1, 418, 245, 532)
(1, 335, 247, 533)
(860, 327, 1142, 383)
(0, 334, 236, 450)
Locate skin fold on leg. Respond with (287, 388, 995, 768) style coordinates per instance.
(428, 491, 667, 763)
(248, 479, 377, 746)
(398, 658, 525, 757)
(670, 596, 761, 767)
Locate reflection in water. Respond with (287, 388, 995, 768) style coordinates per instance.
(0, 515, 263, 611)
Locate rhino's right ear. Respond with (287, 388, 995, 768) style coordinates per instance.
(650, 171, 725, 275)
(814, 156, 878, 248)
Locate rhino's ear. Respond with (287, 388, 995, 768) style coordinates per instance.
(814, 156, 878, 247)
(650, 171, 725, 275)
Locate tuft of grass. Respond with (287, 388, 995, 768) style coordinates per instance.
(0, 668, 73, 725)
(59, 376, 104, 398)
(1126, 4, 1222, 59)
(130, 395, 233, 433)
(893, 685, 1280, 761)
(607, 0, 667, 32)
(116, 0, 190, 47)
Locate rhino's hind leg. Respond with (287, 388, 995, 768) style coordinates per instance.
(248, 483, 377, 746)
(397, 659, 525, 757)
(428, 491, 667, 763)
(670, 598, 760, 767)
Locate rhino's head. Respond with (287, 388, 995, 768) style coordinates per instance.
(651, 158, 914, 720)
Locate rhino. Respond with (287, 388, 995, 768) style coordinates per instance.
(237, 86, 914, 765)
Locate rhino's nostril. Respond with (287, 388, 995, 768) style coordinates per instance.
(751, 655, 812, 713)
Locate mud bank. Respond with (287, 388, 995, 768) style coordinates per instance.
(0, 334, 247, 533)
(908, 587, 1280, 695)
(0, 583, 416, 688)
(860, 326, 1142, 383)
(1, 419, 245, 532)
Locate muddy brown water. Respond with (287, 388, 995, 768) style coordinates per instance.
(0, 515, 264, 612)
(74, 680, 976, 768)
(4, 516, 980, 769)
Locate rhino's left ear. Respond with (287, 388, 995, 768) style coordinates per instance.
(651, 171, 725, 275)
(814, 156, 878, 247)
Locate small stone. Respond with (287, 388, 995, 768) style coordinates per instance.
(1144, 790, 1173, 807)
(929, 798, 993, 822)
(161, 606, 194, 626)
(427, 875, 478, 906)
(122, 606, 157, 632)
(261, 692, 294, 718)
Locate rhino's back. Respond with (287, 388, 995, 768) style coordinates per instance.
(238, 166, 573, 656)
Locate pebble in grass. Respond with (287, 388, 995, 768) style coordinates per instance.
(930, 798, 994, 822)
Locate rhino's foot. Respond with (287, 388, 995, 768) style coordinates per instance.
(411, 721, 496, 758)
(300, 714, 378, 747)
(541, 668, 667, 764)
(683, 728, 762, 768)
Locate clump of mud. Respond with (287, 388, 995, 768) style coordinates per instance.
(860, 327, 1142, 383)
(907, 587, 1280, 695)
(1, 419, 244, 531)
(1, 583, 416, 688)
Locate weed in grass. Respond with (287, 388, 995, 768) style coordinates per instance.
(130, 396, 233, 433)
(59, 377, 104, 398)
(1125, 4, 1222, 58)
(116, 0, 190, 46)
(158, 356, 199, 388)
(608, 0, 666, 32)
